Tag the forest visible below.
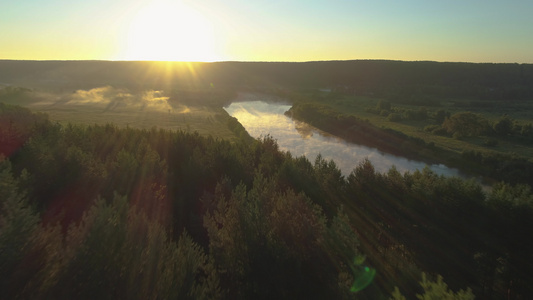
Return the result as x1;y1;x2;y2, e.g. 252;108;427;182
1;60;533;95
1;102;532;299
1;60;533;299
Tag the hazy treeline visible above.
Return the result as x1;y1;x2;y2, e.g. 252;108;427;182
1;60;532;100
1;103;532;299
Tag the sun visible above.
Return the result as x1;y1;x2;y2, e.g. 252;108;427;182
123;0;218;62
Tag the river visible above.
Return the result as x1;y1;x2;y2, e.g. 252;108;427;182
224;99;466;178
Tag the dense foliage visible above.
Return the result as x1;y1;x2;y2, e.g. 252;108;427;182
2;61;533;98
1;103;533;299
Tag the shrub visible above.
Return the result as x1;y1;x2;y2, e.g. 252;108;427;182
391;273;474;300
424;125;448;136
453;132;464;140
483;139;499;147
493;115;514;136
380;110;390;117
424;125;440;132
432;127;449;136
442;112;489;137
387;113;402;122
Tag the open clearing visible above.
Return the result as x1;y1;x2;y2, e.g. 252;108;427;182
308;94;533;160
2;86;238;140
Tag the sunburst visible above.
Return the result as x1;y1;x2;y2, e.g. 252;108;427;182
123;0;218;62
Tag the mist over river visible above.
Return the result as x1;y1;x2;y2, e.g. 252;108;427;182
224;99;465;178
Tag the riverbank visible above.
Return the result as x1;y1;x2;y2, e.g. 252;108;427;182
225;100;468;179
287;101;533;186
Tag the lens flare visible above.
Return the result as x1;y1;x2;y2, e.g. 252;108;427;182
350;257;376;293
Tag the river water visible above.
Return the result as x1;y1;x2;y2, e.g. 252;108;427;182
224;99;465;178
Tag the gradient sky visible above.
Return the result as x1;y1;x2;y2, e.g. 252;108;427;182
1;0;532;63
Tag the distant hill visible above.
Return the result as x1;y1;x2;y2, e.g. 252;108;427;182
1;60;532;99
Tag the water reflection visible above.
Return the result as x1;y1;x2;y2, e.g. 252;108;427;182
294;120;319;139
224;100;463;177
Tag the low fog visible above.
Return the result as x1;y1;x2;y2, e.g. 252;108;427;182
54;86;174;112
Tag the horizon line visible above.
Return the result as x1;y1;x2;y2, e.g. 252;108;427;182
0;58;531;65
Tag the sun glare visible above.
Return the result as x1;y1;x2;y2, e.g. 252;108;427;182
123;0;218;62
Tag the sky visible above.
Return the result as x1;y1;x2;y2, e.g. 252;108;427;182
1;0;532;63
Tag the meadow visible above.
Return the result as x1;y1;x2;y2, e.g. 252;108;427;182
0;85;239;140
298;92;533;160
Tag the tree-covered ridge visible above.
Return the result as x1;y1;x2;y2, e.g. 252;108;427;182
1;103;533;299
2;60;533;96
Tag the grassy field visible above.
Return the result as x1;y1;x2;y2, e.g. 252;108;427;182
29;102;237;139
308;94;533;160
1;87;239;141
